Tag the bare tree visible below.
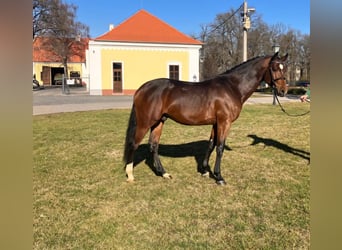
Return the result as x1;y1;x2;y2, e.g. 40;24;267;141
33;0;89;83
248;15;273;57
300;34;310;81
198;9;310;83
199;8;243;79
33;0;49;40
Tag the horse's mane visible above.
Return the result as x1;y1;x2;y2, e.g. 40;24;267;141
219;55;269;75
169;55;270;86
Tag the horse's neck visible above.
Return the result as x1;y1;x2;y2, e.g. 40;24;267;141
239;77;263;103
236;61;269;103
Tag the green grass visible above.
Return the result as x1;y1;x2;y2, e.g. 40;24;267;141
33;103;310;249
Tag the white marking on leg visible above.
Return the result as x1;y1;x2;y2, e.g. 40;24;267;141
126;162;134;182
202;172;210;178
162;173;172;179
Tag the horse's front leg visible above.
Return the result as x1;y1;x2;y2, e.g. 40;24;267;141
149;121;172;179
213;121;231;185
213;141;226;185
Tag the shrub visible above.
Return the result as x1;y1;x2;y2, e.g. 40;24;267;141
287;87;307;95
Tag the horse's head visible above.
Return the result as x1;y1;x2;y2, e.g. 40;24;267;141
264;52;288;96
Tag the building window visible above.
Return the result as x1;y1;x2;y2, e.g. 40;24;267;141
169;65;179;80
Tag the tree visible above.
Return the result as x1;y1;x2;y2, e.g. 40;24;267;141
299;34;310;81
33;0;48;40
199;8;243;79
247;15;273;57
197;9;310;83
33;0;89;85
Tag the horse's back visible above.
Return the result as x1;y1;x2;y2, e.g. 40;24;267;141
133;77;243;125
134;78;211;105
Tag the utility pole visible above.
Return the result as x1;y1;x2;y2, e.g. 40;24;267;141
242;0;255;62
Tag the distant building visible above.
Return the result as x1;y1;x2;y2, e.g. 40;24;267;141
32;37;89;86
87;9;203;95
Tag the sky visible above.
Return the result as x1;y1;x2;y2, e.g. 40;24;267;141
64;0;310;38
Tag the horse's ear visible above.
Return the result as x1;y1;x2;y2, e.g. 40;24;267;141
281;53;289;61
271;52;279;61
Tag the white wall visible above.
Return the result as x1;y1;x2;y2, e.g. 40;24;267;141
88;41;103;95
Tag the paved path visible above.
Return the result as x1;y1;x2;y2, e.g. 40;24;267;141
33;86;300;115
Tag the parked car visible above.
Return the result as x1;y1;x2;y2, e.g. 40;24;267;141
296;81;310;87
54;73;63;85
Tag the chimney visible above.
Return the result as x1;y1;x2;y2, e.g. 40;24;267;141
109;24;114;31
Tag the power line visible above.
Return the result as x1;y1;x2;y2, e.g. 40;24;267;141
209;3;243;34
193;3;243;40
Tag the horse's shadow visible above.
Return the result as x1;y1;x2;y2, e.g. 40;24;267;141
247;134;310;163
132;134;310;177
133;140;231;178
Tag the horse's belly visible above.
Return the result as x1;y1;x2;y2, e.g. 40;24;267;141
167;104;215;125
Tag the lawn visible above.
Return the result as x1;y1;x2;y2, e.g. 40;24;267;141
33;102;310;249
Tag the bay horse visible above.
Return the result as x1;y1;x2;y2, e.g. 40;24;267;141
123;52;288;185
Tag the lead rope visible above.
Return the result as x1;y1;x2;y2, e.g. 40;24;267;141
272;87;310;117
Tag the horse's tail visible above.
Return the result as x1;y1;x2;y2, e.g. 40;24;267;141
123;104;137;164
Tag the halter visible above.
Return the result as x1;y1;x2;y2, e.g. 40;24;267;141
268;61;310;116
269;62;286;86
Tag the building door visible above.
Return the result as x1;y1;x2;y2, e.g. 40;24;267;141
41;66;51;86
113;62;122;93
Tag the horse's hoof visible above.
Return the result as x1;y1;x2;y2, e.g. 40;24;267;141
162;173;172;179
201;172;210;178
126;178;135;183
216;180;226;186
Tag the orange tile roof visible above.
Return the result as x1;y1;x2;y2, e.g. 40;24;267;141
33;37;89;63
95;9;202;45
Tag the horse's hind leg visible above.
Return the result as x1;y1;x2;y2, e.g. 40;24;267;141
125;125;149;182
149;121;171;179
201;125;217;177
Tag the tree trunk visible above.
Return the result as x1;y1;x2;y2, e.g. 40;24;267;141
63;57;68;84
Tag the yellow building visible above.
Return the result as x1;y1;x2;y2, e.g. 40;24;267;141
33;37;88;86
88;9;202;95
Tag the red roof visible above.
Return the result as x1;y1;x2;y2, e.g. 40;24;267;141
33;37;89;63
95;10;202;45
